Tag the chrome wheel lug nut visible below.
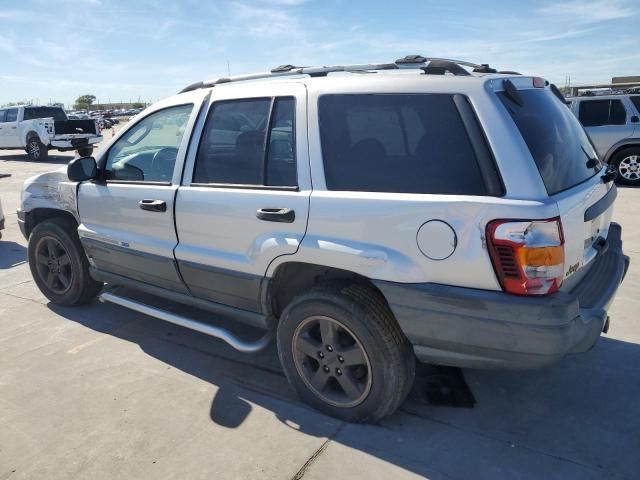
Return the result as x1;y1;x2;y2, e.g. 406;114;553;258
338;355;344;363
336;368;342;376
318;351;324;359
326;345;333;352
323;365;330;373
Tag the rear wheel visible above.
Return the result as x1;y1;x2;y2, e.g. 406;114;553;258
28;218;103;305
277;284;415;423
77;146;94;157
26;136;48;161
611;147;640;186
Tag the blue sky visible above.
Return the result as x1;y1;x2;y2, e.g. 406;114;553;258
0;0;638;106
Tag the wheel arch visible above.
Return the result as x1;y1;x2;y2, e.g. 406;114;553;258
604;140;640;163
23;208;78;239
263;261;391;319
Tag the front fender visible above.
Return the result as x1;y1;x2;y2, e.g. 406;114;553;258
20;167;80;221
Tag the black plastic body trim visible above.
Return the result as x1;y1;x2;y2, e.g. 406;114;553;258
90;268;271;329
584;184;617;221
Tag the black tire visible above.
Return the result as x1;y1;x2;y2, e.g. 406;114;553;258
277;283;415;423
28;217;103;306
77;146;94;157
611;147;640;186
26;136;48;162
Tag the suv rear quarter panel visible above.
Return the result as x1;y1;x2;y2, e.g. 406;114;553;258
268;77;559;290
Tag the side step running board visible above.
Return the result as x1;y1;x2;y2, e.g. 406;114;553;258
99;292;274;353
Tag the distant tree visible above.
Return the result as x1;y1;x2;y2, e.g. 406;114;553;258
74;94;96;111
132;102;145;109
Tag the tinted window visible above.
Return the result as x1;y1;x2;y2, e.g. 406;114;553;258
0;110;5;123
105;104;193;182
318;94;488;195
498;89;600;195
631;96;640;114
194;97;296;187
579;99;626;126
5;109;18;122
24;107;67;121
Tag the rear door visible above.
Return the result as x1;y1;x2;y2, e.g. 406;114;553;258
498;86;614;287
175;83;310;313
77;100;201;292
0;108;20;147
577;98;634;158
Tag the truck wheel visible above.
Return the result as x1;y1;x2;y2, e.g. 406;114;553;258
277;284;415;423
28;218;103;306
77;146;94;157
611;147;640;186
26;137;48;162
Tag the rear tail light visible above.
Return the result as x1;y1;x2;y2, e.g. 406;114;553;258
487;218;564;296
532;76;546;88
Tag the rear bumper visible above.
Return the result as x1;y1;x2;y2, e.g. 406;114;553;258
374;223;629;369
50;135;102;149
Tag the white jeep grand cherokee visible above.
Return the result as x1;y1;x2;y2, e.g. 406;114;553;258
17;57;629;422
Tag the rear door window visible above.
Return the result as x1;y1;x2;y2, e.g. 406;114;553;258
318;94;494;195
498;88;600;195
579;99;626;126
194;97;297;187
630;96;640;114
5;109;18;122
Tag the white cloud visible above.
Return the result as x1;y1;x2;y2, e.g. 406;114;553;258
537;0;638;23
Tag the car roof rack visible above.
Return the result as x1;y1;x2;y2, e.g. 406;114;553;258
179;55;502;93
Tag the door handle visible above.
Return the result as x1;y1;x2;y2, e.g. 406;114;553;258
139;199;167;212
256;208;295;223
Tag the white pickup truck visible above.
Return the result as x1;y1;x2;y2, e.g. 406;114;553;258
0;106;102;161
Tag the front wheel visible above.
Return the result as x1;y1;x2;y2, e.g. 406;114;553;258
611;148;640;186
28;218;103;306
26;137;48;162
277;284;415;423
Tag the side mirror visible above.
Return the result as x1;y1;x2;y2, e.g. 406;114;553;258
68;156;97;182
631;115;639;123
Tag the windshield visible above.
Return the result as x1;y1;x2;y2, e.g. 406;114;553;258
497;88;601;195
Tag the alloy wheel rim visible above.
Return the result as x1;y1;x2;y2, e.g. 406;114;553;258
29;141;40;157
34;236;73;295
619;155;640;181
292;315;372;408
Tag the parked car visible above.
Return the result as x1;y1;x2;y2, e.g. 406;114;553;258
17;56;629;422
0;106;102;161
567;94;640;185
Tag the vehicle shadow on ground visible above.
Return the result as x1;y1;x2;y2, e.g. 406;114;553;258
48;298;640;479
0;153;73;165
0;241;27;269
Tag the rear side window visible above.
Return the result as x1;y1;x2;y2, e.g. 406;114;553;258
630;96;640;114
579;99;626;126
194;97;296;187
0;110;5;123
318;94;491;195
498;88;600;195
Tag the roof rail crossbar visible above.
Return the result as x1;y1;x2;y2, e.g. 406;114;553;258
422;60;471;76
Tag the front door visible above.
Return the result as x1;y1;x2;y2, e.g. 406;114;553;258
175;83;310;313
77;102;200;292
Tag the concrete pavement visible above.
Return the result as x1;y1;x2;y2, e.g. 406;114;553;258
1;147;639;479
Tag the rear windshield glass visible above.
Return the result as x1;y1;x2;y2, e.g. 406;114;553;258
497;88;600;195
318;94;490;195
24;107;67;122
